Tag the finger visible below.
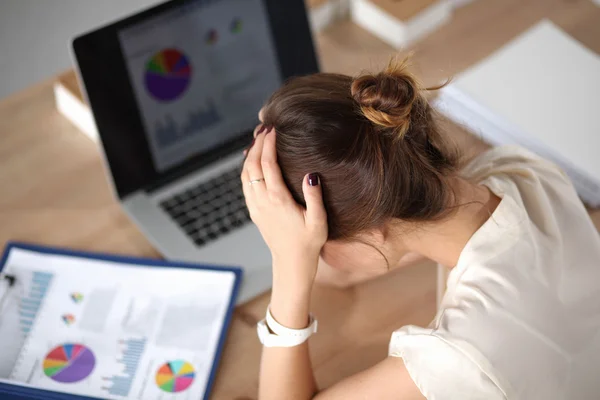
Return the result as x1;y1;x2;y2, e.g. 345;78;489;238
253;123;266;138
302;173;327;230
261;129;292;201
243;137;256;157
240;160;255;206
244;130;267;193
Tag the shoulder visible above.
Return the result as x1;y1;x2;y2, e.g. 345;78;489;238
462;145;587;231
388;326;509;400
462;145;571;188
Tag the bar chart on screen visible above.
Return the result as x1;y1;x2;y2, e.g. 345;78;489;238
154;101;222;148
101;337;147;397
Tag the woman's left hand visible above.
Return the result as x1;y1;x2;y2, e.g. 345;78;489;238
241;126;328;292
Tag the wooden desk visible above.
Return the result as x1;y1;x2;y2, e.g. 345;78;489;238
1;1;599;398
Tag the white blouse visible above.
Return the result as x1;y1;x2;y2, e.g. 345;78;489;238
389;146;600;399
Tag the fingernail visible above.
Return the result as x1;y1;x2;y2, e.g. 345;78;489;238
265;126;274;134
257;125;267;135
308;173;320;187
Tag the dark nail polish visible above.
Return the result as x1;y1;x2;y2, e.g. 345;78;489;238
257;125;267;135
265;125;273;134
308;173;320;187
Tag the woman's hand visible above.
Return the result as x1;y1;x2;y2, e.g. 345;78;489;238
241;126;328;295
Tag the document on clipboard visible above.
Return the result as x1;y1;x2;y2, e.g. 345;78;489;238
0;242;242;400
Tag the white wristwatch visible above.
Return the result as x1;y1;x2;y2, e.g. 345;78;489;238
257;306;318;348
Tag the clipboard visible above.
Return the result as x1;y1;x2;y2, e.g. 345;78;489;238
0;242;243;400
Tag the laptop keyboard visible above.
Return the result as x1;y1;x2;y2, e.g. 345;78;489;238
159;166;250;247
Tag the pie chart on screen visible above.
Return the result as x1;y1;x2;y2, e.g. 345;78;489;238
145;48;192;102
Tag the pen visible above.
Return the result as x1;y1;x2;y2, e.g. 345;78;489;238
0;274;17;311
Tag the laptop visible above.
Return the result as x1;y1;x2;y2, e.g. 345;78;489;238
72;0;319;303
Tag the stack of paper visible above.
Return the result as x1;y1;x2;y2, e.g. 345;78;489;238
308;0;350;33
54;71;98;142
350;0;452;48
435;20;600;207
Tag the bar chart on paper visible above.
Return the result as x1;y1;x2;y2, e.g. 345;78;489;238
101;337;147;397
20;271;53;336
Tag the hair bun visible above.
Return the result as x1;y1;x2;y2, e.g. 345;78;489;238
351;58;419;138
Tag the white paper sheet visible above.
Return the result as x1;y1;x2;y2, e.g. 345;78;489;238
449;20;600;178
0;247;236;400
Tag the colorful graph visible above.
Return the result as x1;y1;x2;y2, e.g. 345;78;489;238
206;29;218;45
145;48;192;102
231;18;243;33
70;292;84;303
62;314;75;326
43;343;95;383
156;360;195;393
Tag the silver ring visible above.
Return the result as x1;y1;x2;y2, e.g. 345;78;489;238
248;178;265;186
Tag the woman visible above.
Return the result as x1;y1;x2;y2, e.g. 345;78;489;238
241;58;600;399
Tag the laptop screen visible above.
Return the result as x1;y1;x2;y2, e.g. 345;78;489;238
118;0;282;172
74;0;317;198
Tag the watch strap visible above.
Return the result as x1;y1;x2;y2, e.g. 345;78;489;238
256;306;318;348
266;306;317;338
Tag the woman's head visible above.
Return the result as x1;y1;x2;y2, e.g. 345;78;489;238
261;58;459;268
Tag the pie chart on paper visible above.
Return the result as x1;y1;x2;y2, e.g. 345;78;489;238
43;343;96;383
155;360;196;393
145;48;192;102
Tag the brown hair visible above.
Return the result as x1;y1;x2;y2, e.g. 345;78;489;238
261;58;459;240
